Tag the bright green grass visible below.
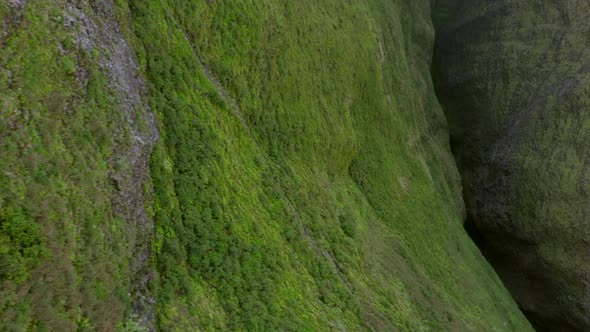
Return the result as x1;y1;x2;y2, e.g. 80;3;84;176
0;0;532;330
124;0;532;330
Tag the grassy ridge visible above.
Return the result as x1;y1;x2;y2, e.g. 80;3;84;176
0;0;532;330
126;0;532;330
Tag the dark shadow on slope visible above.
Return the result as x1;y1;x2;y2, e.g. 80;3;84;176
429;3;538;331
428;15;586;330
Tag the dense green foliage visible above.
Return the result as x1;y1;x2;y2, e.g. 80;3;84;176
125;0;531;330
0;0;533;330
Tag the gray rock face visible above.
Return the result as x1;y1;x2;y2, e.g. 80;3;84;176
434;1;590;330
65;1;159;329
6;0;25;10
0;1;157;329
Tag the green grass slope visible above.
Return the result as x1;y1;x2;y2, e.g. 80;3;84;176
434;0;590;330
126;0;531;330
0;0;531;331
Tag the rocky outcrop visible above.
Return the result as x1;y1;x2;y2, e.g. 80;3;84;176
0;1;156;330
434;1;590;330
61;1;159;329
66;2;159;328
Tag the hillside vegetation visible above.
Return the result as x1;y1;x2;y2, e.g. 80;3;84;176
0;0;531;331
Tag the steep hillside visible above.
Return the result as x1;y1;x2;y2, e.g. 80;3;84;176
0;1;157;330
434;0;590;331
1;0;531;331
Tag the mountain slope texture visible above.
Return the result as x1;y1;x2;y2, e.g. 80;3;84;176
434;1;590;331
0;0;536;331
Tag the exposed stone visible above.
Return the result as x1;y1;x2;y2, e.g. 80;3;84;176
64;1;158;330
6;0;25;10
